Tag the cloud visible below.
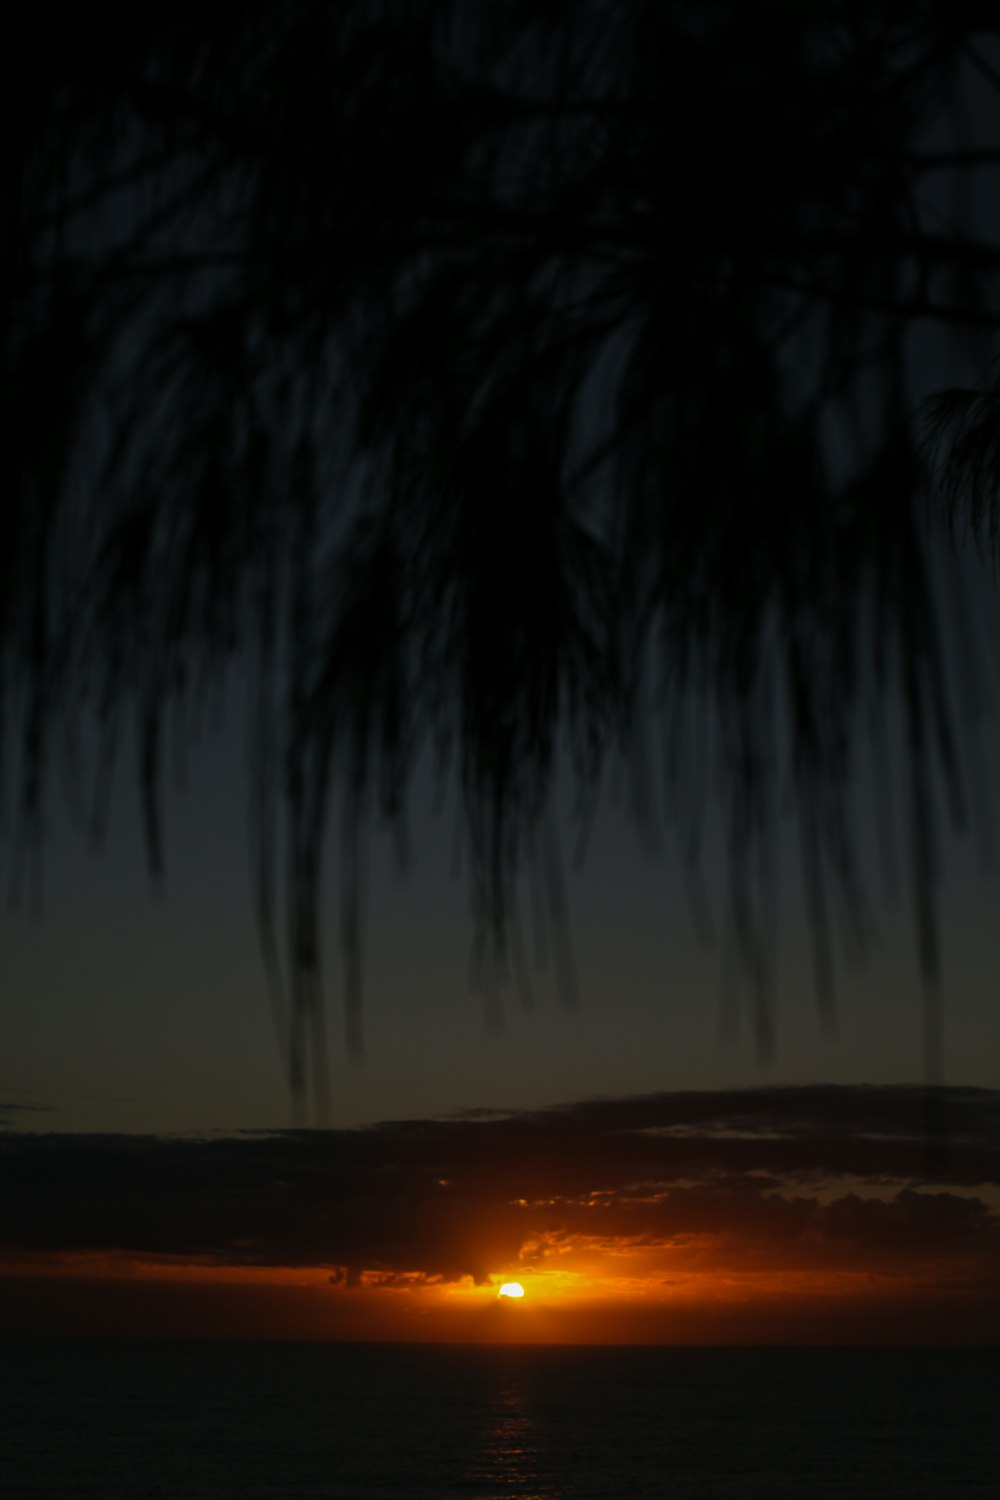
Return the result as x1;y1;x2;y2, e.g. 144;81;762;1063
2;1085;998;1288
0;1100;56;1128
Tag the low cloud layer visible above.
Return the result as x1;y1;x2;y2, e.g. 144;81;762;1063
3;1085;998;1291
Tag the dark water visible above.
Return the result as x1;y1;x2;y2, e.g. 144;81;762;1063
0;1341;996;1498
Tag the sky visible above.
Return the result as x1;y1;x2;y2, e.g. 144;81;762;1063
3;653;1000;1139
4;13;1000;1346
2;1085;998;1344
2;647;1000;1343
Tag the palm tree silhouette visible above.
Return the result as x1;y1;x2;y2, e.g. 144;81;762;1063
6;1;1000;1108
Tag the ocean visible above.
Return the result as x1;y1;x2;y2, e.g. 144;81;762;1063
1;1341;996;1498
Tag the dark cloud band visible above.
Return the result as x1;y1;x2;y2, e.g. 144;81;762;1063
3;1085;998;1284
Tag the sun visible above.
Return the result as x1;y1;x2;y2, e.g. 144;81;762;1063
497;1282;525;1300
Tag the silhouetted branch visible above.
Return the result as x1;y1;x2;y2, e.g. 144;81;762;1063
5;0;1000;1108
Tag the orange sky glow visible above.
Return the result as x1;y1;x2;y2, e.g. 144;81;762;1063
2;1246;995;1346
3;1086;998;1344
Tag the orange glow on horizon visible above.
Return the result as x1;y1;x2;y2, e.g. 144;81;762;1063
3;1228;997;1347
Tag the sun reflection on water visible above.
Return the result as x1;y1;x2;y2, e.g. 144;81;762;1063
471;1363;562;1500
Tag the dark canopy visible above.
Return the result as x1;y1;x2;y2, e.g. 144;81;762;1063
6;1;1000;1105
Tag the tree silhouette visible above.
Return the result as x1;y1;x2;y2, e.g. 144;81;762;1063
6;0;1000;1108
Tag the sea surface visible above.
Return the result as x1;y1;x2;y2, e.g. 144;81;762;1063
0;1341;996;1499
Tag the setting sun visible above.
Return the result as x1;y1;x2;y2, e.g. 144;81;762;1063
498;1282;524;1299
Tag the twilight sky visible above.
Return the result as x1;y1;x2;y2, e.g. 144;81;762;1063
3;630;1000;1344
3;634;1000;1140
4;11;1000;1346
2;1085;998;1344
6;566;1000;1342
